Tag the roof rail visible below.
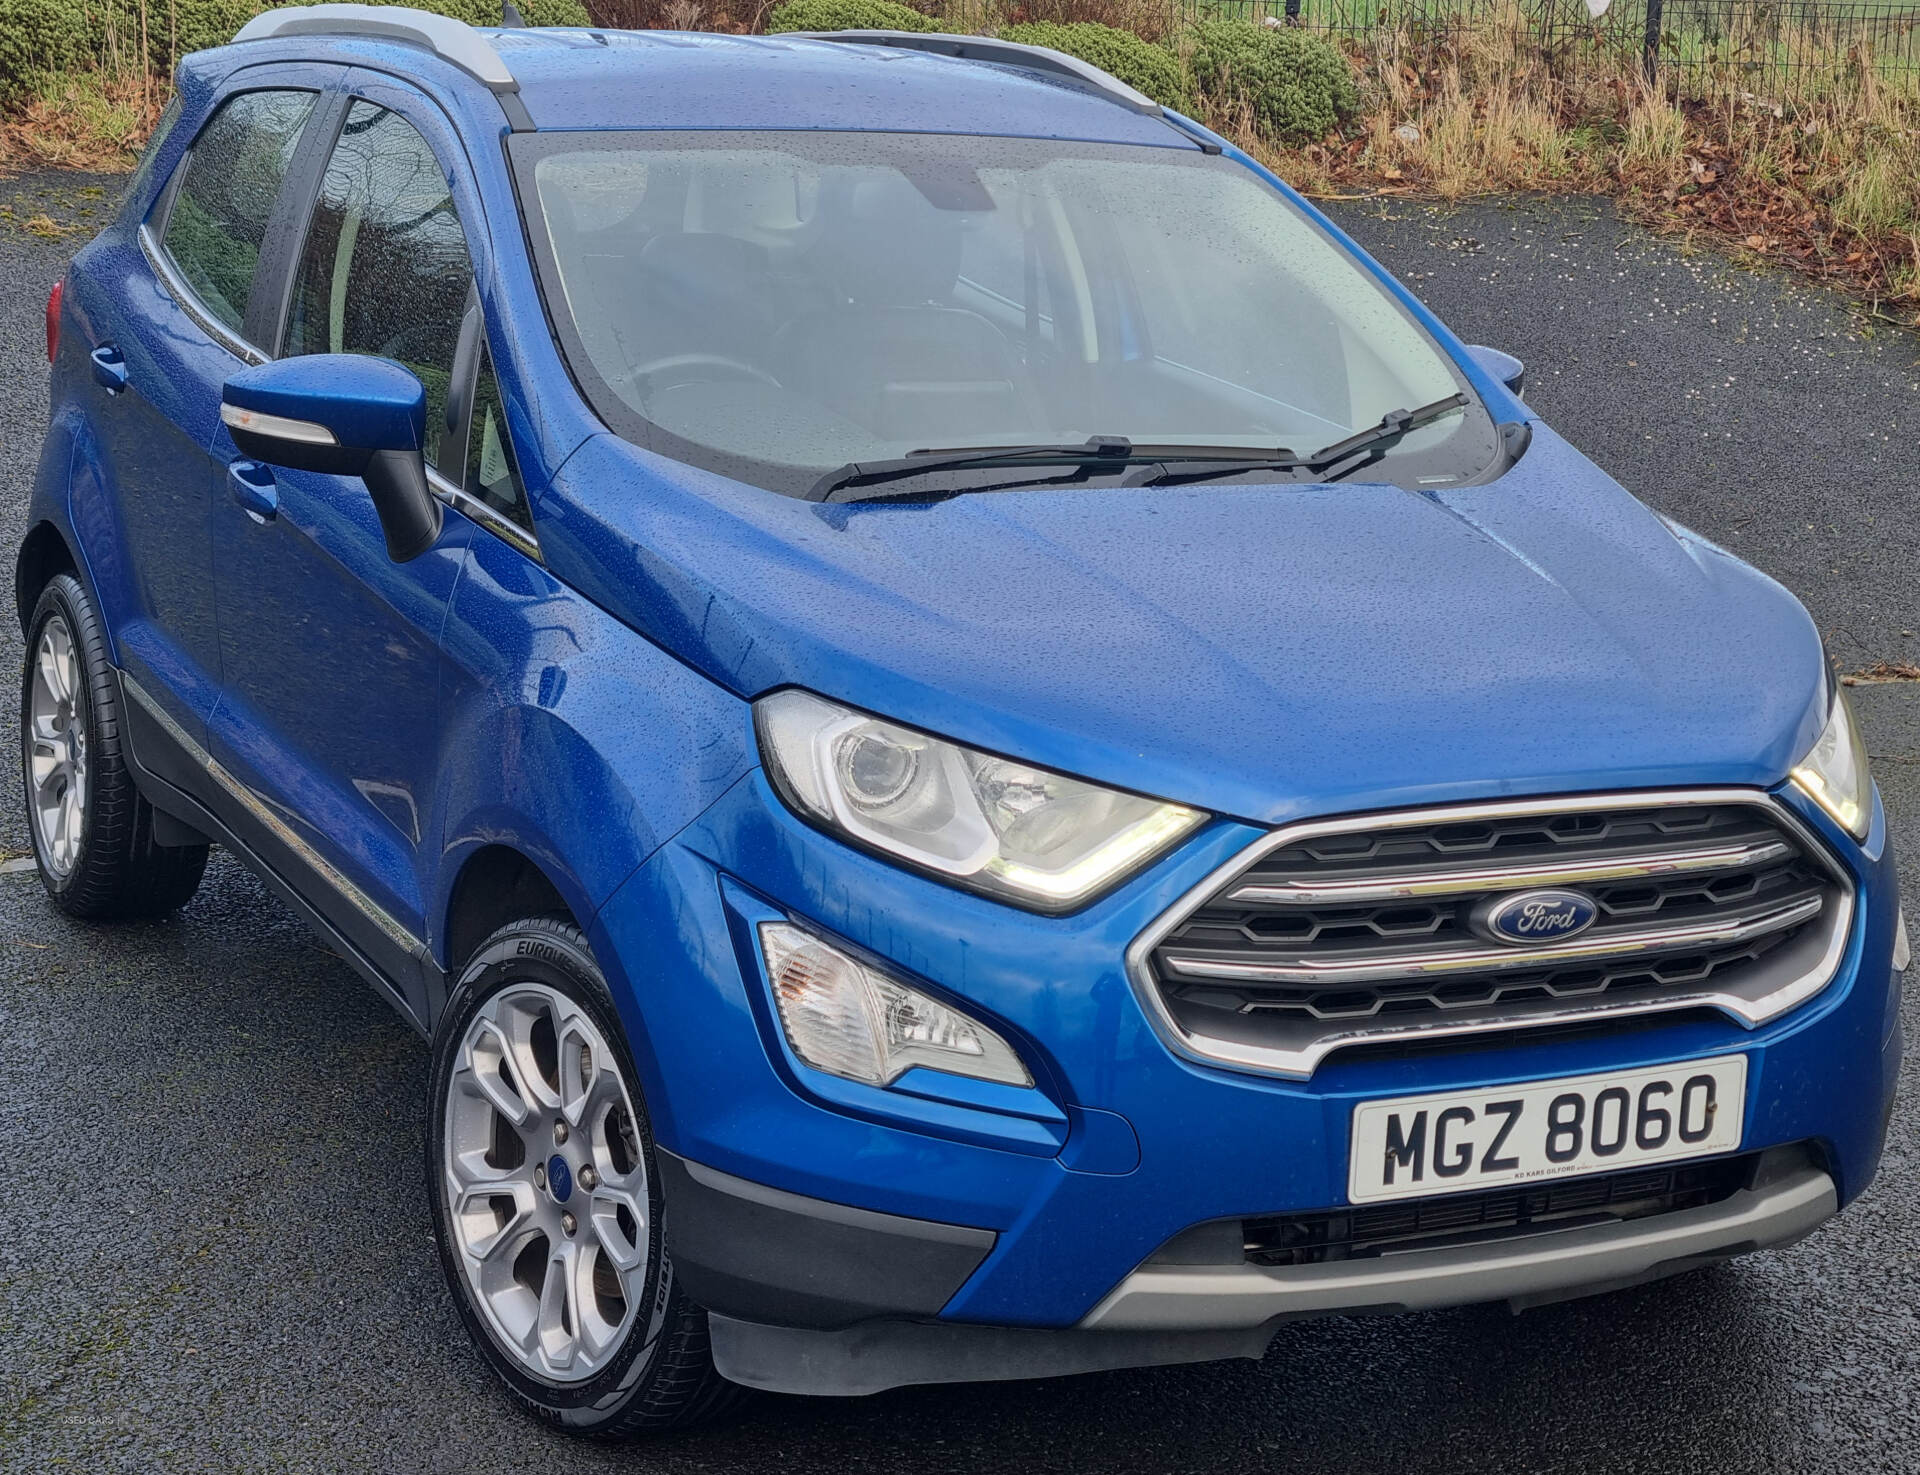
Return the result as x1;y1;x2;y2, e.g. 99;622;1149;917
232;3;518;93
793;30;1162;116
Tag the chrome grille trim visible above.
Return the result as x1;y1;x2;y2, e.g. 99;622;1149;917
1125;788;1855;1080
1158;894;1825;986
1226;836;1793;907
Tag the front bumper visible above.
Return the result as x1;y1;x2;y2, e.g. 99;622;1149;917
591;767;1903;1381
703;1145;1835;1396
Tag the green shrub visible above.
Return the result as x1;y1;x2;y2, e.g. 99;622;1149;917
91;0;591;72
516;0;592;24
0;0;92;104
174;0;268;56
997;20;1190;112
1186;20;1358;145
314;0;591;25
766;0;938;34
0;0;594;105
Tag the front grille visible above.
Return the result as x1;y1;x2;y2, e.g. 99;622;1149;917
1138;793;1849;1076
1241;1153;1760;1266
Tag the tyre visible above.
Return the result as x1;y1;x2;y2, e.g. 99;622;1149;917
20;572;209;918
427;917;740;1437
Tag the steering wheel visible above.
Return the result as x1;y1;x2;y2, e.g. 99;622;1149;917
624;353;782;394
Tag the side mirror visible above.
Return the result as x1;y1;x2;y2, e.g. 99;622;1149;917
1466;344;1525;399
221;354;443;562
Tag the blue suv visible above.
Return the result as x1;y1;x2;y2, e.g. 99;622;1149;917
24;3;1906;1436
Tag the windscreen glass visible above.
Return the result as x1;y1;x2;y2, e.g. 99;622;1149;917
518;131;1497;495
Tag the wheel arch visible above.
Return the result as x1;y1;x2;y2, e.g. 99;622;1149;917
16;520;79;633
440;840;586;978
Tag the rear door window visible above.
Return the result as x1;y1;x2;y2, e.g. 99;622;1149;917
160;89;317;336
282;99;473;467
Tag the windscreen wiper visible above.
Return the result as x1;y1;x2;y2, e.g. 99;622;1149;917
1130;393;1470;488
810;436;1141;502
810;400;1465;501
811;435;1352;503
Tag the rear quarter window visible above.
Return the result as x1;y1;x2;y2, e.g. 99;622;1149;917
159;89;316;336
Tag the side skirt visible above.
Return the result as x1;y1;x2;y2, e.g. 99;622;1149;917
115;668;443;1036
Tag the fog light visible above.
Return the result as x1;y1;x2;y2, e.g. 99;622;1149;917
758;921;1030;1088
1895;910;1911;974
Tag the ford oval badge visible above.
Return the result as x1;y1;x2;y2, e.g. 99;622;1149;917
1474;889;1599;945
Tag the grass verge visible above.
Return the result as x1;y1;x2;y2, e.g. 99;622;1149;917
0;70;166;175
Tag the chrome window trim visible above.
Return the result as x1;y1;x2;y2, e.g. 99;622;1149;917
142;232;542;568
140;223;268;366
428;467;542;563
1123;787;1857;1081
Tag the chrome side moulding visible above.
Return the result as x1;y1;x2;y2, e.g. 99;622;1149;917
121;672;427;960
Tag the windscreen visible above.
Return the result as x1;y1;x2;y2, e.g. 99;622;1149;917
517;130;1497;495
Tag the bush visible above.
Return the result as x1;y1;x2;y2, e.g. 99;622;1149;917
766;0;937;33
0;0;92;105
318;0;591;24
171;0;268;57
516;0;592;22
81;0;590;74
1186;20;1358;146
998;20;1190;111
0;0;593;110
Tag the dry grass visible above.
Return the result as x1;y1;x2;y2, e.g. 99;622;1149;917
1252;18;1920;317
1845;660;1920;684
0;73;167;175
583;0;777;32
995;0;1180;43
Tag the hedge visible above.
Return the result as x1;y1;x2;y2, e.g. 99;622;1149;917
0;0;89;104
317;0;592;27
0;0;592;97
766;0;938;34
997;20;1190;112
1186;21;1358;146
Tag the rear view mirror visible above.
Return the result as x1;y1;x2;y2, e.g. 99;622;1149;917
221;354;443;562
1466;344;1526;399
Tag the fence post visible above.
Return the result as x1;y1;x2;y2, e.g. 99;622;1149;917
1642;0;1665;83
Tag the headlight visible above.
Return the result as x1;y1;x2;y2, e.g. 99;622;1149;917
1790;680;1872;840
754;690;1205;909
759;921;1030;1087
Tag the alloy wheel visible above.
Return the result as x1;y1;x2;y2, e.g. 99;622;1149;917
27;613;88;879
443;982;651;1384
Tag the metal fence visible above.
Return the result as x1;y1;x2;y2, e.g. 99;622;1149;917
1264;0;1920;97
948;0;1920;99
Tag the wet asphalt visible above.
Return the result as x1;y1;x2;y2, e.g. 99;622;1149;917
0;180;1916;1473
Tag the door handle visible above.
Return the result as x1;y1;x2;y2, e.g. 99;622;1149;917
228;459;278;523
89;344;127;393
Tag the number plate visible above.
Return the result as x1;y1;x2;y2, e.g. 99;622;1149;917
1348;1056;1747;1204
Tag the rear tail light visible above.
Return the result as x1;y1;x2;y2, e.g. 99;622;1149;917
45;279;62;364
